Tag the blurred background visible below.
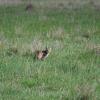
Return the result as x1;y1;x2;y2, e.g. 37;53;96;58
0;0;100;9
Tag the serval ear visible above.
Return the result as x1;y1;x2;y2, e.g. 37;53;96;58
45;46;48;50
45;46;51;52
49;48;51;53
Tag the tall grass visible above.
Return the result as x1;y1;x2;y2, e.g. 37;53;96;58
0;1;100;100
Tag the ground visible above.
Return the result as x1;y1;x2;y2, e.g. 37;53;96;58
0;0;100;100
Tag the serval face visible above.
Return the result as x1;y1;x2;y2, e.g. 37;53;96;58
35;48;51;60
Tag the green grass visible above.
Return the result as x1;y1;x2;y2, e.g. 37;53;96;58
0;3;100;100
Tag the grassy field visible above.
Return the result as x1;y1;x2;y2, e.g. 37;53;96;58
0;1;100;100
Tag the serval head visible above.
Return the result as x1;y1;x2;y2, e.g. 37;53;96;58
35;47;51;60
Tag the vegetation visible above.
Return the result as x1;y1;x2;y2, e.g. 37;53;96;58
0;1;100;100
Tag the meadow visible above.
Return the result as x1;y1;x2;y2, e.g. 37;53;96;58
0;0;100;100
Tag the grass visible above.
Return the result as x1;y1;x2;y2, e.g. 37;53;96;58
0;1;100;100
